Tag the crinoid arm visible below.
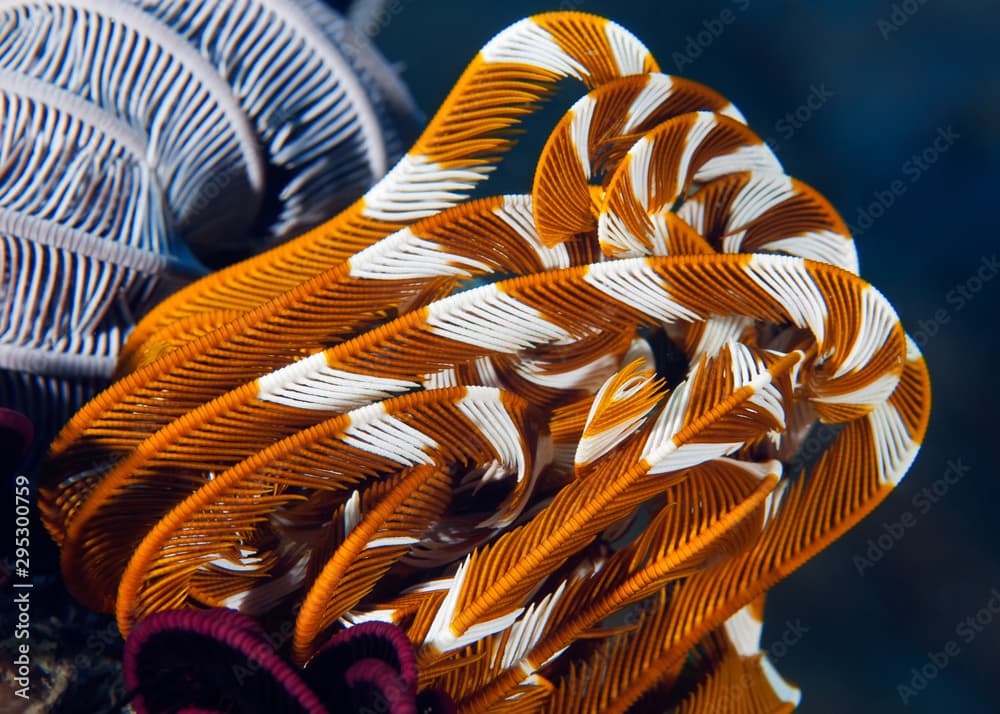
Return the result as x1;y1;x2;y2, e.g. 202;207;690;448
42;10;931;713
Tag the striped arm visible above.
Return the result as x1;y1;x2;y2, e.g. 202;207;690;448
440;340;927;710
124;11;658;343
449;457;781;710
42;254;907;555
412;344;799;670
588;341;930;713
110;386;540;637
42;253;906;545
597;112;782;258
48;194;595;471
532;72;746;247
675;171;858;272
597;124;856;360
35;12;931;710
127;0;420;247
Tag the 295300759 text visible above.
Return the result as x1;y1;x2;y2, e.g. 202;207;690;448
10;473;33;700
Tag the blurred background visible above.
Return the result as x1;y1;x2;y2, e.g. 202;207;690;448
361;2;998;712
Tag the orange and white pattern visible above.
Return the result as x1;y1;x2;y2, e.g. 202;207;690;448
39;11;930;713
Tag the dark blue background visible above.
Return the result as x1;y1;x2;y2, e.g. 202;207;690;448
367;2;998;712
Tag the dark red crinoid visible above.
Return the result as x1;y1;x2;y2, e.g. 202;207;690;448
123;609;453;714
0;407;33;478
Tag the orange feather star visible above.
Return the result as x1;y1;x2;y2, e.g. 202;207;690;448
40;11;930;713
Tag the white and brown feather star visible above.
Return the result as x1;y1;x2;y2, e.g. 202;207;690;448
38;11;930;713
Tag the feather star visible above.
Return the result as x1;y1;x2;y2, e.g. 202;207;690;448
0;0;421;470
38;11;930;713
123;609;454;713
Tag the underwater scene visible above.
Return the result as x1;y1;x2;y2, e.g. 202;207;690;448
0;1;996;712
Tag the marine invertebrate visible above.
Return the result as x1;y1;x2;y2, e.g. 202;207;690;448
41;11;930;712
0;407;32;478
0;0;420;469
123;610;453;713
